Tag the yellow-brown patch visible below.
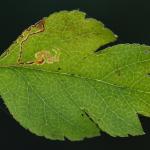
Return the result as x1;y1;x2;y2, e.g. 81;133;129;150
34;49;60;65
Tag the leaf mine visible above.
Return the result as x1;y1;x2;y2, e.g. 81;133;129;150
17;19;45;64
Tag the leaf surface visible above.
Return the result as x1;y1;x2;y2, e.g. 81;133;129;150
0;10;150;141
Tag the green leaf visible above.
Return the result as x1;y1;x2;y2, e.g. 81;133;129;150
0;10;150;141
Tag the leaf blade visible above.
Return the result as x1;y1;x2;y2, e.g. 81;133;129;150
0;10;150;141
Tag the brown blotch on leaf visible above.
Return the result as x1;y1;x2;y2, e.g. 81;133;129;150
34;49;60;65
34;19;45;32
26;18;45;33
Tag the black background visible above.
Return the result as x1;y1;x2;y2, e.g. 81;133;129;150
0;0;150;149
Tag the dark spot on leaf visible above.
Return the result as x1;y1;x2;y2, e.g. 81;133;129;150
82;56;87;60
144;50;150;54
115;69;121;76
147;73;150;77
57;67;61;70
